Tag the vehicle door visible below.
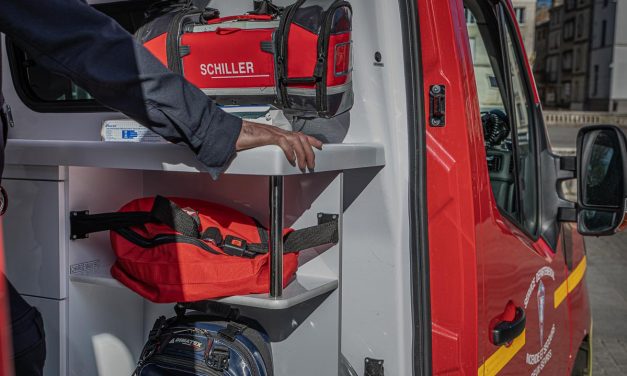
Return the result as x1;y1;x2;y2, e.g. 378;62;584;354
463;1;572;375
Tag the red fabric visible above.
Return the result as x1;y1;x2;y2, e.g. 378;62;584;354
143;18;351;93
180;26;277;89
144;32;168;67
286;25;351;88
109;197;298;303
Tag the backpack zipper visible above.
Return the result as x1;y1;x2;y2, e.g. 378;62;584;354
166;9;202;73
115;228;223;255
275;0;305;109
316;1;352;116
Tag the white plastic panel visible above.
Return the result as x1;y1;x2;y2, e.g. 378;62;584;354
3;179;67;299
66;167;145;376
23;296;67;376
5;140;384;176
67;283;142;376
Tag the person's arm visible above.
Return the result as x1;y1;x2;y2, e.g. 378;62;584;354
0;0;321;175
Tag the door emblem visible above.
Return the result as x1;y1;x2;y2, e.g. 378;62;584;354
524;267;555;376
537;280;545;347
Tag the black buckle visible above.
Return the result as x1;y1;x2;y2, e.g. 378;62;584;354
201;227;223;246
206;345;230;371
223;236;256;258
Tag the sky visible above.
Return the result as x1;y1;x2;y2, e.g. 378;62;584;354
537;0;552;6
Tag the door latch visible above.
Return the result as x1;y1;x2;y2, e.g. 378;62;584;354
429;84;446;127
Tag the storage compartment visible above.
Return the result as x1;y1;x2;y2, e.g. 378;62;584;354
23;296;67;376
3;178;67;299
62;165;347;375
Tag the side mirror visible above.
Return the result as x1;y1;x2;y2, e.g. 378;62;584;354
576;125;627;235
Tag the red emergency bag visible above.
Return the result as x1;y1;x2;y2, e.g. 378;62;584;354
136;0;353;118
70;196;338;303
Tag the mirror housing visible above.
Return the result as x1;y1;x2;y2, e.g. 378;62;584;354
576;125;627;236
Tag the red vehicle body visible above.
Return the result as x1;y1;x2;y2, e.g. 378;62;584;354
0;226;11;376
420;0;592;375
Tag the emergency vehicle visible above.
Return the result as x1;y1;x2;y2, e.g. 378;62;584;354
0;0;625;375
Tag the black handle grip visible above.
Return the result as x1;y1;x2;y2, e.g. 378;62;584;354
492;307;526;346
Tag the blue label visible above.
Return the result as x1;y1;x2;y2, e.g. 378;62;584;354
122;130;138;139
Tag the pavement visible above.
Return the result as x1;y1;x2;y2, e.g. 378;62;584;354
586;232;627;375
545;124;627;375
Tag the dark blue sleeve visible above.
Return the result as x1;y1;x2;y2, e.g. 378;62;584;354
0;0;242;176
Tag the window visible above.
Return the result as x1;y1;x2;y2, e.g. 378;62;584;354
563;82;572;101
576;13;585;38
563;20;575;41
6;1;152;112
593;65;599;96
464;3;539;236
601;20;607;47
502;12;538;234
465;8;477;24
562;51;573;71
514;7;526;24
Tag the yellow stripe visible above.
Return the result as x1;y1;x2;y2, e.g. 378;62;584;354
554;281;568;308
478;330;526;376
554;256;587;309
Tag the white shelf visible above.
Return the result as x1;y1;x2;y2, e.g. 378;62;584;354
5;139;384;176
220;275;338;309
70;267;338;310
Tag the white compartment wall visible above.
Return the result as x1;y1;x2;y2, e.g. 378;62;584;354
1;0;416;375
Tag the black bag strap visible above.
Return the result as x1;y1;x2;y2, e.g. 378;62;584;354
70;197;339;257
250;0;282;16
70;196;200;239
188;0;211;10
246;216;339;254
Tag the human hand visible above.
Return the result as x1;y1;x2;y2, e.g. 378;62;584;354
236;120;323;171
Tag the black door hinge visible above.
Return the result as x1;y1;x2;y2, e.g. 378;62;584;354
429;84;446;127
365;358;384;376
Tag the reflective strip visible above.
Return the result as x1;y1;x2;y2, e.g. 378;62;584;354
554;256;587;309
200;82;352;97
286;81;353;97
477;330;526;376
201;87;276;96
191;20;280;32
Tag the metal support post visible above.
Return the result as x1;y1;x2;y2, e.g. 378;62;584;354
269;176;284;298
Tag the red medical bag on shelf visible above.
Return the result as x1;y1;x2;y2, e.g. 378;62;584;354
70;196;338;303
136;0;353;118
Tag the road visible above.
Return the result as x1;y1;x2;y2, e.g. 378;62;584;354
546;125;627;150
545;124;627;374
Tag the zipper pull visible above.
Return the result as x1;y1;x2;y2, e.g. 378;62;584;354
3;104;14;128
314;54;326;80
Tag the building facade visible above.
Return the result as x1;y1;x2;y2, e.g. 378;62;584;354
611;0;627;112
513;0;538;59
536;0;627;113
